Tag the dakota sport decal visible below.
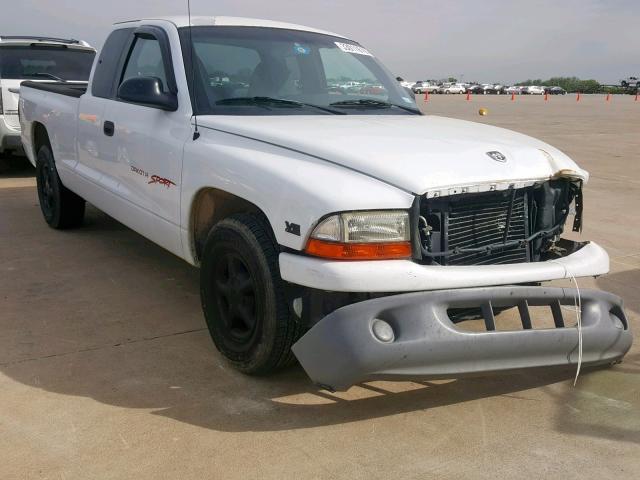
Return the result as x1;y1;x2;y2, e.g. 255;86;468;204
148;175;177;189
131;166;176;188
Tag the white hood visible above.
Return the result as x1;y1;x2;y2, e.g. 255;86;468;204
198;114;588;194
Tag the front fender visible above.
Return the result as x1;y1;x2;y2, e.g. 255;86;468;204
179;126;414;262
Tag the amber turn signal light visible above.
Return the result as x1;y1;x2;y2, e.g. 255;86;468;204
305;238;412;260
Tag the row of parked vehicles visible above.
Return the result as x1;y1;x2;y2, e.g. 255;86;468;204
410;81;567;96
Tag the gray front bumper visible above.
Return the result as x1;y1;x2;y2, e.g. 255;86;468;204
292;287;632;391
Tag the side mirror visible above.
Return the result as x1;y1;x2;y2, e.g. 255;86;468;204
117;77;178;111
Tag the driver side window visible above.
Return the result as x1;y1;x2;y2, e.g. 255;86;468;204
121;37;168;92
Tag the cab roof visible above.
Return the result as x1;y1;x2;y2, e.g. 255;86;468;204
115;16;348;39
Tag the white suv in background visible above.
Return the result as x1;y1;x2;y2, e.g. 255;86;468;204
439;83;466;94
525;85;545;95
0;36;95;156
412;81;439;94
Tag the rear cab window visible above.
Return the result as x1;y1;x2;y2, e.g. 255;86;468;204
0;45;95;81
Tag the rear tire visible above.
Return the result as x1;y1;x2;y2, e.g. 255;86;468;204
35;144;85;229
200;213;303;375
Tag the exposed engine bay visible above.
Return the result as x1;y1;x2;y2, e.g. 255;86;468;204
417;179;584;266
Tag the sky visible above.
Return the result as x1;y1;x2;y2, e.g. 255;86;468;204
2;0;638;85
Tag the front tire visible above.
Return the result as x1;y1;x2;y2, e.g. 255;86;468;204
200;214;302;375
35;145;85;229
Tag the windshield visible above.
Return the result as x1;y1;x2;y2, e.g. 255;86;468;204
0;45;95;81
179;26;419;115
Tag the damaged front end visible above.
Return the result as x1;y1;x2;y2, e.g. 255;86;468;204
415;178;584;266
289;177;632;391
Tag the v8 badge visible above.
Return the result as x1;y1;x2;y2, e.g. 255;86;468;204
285;221;301;236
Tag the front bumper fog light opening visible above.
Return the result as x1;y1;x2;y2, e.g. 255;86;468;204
372;319;395;343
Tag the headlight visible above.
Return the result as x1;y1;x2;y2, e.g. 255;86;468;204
306;210;412;260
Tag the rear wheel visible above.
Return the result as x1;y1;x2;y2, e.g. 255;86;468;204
35;144;85;229
200;214;303;374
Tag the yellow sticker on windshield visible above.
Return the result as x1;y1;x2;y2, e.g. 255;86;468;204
334;42;373;56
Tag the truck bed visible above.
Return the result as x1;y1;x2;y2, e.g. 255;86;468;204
20;81;88;98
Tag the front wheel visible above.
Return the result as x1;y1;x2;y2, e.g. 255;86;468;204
200;214;303;375
36;144;85;229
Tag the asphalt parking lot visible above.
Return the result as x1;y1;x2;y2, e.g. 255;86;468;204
1;94;638;479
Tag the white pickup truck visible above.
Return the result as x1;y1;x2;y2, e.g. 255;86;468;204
0;36;95;156
19;16;631;391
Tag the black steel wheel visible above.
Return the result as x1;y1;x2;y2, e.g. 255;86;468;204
35;144;85;229
37;153;56;221
212;249;260;351
200;213;303;374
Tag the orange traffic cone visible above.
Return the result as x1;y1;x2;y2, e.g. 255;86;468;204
424;91;429;102
511;92;515;101
466;91;471;101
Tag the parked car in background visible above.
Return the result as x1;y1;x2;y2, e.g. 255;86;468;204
359;84;386;95
396;78;416;90
412;81;439;94
340;81;365;93
620;76;639;91
466;84;484;94
438;83;466;94
545;86;567;95
524;85;545;95
505;85;523;95
0;35;95;156
620;76;639;94
482;84;505;95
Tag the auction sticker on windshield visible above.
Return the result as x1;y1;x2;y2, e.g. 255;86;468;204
293;43;311;55
334;42;373;56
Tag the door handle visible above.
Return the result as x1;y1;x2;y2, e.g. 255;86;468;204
103;121;115;137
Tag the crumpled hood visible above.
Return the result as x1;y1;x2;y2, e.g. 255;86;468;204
198;114;588;194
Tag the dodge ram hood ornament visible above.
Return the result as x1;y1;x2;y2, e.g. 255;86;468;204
486;151;507;162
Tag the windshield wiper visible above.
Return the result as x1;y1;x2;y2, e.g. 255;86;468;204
330;98;421;114
32;72;66;82
216;97;346;115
